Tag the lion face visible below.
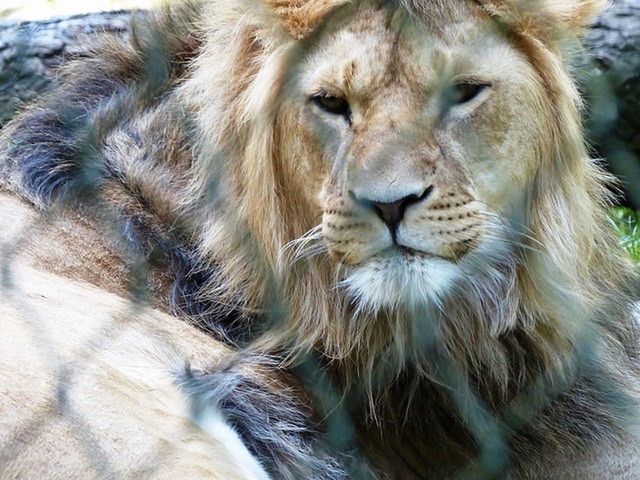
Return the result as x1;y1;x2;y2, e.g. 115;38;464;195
286;2;546;311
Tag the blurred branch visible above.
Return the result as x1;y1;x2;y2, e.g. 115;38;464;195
0;9;20;19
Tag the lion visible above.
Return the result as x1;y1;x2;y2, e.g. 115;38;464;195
1;0;640;478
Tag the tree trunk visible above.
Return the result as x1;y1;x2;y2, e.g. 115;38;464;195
0;4;639;205
583;0;640;208
0;11;133;124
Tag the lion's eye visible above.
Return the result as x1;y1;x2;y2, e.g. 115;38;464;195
311;94;351;120
450;82;490;105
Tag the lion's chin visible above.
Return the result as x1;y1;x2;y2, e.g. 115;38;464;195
339;248;460;313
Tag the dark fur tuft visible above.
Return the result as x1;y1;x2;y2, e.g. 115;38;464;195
180;358;351;480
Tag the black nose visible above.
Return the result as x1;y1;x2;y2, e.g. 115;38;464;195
359;186;433;239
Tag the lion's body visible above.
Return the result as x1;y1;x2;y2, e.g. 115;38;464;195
0;194;272;480
0;192;346;480
1;0;640;478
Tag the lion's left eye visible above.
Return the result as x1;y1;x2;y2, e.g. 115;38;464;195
450;82;491;105
311;94;351;120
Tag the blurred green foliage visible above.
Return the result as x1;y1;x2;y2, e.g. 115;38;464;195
611;208;640;264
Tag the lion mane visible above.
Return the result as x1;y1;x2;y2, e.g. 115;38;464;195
1;0;640;478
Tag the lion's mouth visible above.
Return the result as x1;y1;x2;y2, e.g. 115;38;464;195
384;246;449;263
398;246;432;258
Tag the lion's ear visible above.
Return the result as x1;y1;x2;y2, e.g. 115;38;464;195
266;0;351;40
478;0;606;40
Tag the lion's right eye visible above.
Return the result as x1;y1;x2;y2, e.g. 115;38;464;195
311;94;351;121
449;82;491;106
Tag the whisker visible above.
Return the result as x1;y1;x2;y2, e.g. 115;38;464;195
280;224;327;265
478;231;543;256
474;207;544;249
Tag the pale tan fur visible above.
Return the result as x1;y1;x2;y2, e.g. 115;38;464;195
0;193;270;480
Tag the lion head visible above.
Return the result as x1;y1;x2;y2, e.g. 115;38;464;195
181;0;637;393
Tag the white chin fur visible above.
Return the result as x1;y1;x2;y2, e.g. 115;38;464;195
341;250;460;313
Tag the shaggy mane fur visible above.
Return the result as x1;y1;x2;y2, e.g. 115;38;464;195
1;0;639;477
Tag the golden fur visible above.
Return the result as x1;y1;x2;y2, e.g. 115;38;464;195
1;0;640;477
183;0;638;404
